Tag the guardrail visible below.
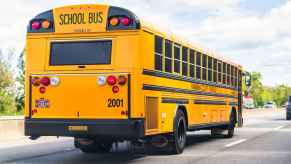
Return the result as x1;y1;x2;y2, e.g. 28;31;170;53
0;116;24;121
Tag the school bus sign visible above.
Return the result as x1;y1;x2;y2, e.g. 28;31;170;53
53;5;108;33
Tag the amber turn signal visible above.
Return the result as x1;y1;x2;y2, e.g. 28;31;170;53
42;20;50;29
110;17;119;26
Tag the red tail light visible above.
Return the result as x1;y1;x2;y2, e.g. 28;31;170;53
120;17;130;26
107;75;117;85
118;75;127;85
40;77;50;86
32;109;38;115
31;77;40;86
31;21;41;30
112;86;119;93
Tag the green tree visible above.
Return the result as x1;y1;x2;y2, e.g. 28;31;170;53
249;72;264;107
15;50;25;112
272;85;289;106
0;49;16;113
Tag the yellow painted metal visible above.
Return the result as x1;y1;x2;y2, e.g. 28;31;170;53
25;4;243;137
145;97;159;130
30;74;128;119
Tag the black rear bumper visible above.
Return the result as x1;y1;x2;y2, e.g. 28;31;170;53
25;118;144;139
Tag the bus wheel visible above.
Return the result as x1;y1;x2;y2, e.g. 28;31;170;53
75;138;112;154
169;110;187;154
211;111;235;138
225;111;236;138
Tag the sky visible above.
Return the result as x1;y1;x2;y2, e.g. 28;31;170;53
0;0;290;86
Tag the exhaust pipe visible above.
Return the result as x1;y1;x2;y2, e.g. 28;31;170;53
150;135;169;148
29;136;40;140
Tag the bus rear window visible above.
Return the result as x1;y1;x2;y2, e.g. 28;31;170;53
50;40;112;65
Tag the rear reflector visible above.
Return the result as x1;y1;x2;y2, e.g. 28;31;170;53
32;109;38;115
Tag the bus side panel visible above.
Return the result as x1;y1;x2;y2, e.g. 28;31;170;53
26;38;47;72
25;38;47;118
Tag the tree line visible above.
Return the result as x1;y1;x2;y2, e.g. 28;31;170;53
0;49;24;115
249;72;291;107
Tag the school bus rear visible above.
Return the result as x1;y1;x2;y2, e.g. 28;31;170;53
25;4;144;139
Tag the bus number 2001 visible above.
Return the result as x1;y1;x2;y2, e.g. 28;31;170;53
107;99;124;108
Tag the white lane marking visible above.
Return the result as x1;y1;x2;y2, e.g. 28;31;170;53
274;126;284;130
224;139;247;148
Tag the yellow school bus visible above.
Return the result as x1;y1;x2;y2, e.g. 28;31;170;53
25;4;247;154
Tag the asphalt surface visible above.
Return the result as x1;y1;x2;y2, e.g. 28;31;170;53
0;110;290;164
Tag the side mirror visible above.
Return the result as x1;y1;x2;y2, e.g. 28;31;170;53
245;72;251;87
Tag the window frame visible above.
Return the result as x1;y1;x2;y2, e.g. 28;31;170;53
154;35;164;71
173;43;181;74
164;39;173;73
182;46;189;77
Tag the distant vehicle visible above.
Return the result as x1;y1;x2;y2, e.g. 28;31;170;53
282;101;288;108
243;96;255;109
263;101;277;109
286;96;291;120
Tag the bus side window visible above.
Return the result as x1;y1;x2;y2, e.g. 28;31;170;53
165;40;173;73
218;61;222;83
196;52;201;79
231;65;235;87
202;54;207;81
155;36;163;71
227;64;231;86
213;59;217;83
208;56;213;82
182;46;188;76
234;67;238;88
223;63;227;84
174;43;181;74
189;49;195;78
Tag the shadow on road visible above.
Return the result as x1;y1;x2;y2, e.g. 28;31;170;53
61;133;218;164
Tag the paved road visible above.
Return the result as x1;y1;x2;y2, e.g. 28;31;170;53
0;110;290;164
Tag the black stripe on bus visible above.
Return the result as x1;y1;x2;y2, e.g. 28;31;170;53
143;69;237;90
29;76;32;119
143;84;237;99
188;122;229;131
161;98;189;104
194;100;226;105
128;74;131;119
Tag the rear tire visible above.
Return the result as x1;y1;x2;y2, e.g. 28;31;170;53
75;138;113;154
225;111;236;138
211;111;235;138
169;110;187;154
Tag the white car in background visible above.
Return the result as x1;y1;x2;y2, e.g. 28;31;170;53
263;101;277;109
